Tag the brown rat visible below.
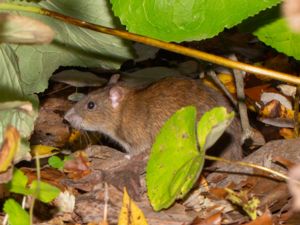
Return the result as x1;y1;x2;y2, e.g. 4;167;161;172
64;75;242;160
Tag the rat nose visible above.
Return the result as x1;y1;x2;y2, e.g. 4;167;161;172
64;108;84;130
64;108;75;122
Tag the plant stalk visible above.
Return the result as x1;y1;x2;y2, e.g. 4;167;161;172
205;155;300;185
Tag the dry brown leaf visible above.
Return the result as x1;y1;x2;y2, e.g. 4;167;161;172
279;128;295;139
243;210;273;225
191;213;222;225
0;125;20;173
64;151;91;179
273;155;296;169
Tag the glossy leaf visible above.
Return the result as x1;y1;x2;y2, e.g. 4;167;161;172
197;107;234;152
253;6;300;61
110;0;280;42
146;106;203;211
241;5;300;60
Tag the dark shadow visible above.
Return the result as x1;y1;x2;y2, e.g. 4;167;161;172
239;5;280;33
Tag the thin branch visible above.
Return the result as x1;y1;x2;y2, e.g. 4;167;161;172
205;155;300;186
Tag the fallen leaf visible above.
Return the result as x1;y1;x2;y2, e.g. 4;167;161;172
259;100;294;128
203;73;236;95
191;213;222;225
0;125;20;173
51;70;107;87
244;210;272;225
260;92;292;109
118;188;148;225
279;128;295;139
64;151;91;179
226;188;260;220
31;144;60;158
277;84;297;98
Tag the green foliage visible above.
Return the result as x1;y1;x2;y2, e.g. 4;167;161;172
146;106;234;211
48;155;71;170
29;180;60;203
197;107;234;151
146;106;203;211
3;199;30;225
0;0;134;161
110;0;280;42
7;168;60;203
249;6;300;61
0;45;38;162
7;168;30;195
111;0;300;62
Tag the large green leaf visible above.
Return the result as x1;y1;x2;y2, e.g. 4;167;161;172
4;0;134;94
0;44;38;162
146;106;204;211
250;5;300;60
110;0;281;42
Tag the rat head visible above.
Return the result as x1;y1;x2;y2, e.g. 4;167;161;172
64;75;129;135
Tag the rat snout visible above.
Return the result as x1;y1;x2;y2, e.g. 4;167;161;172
64;108;83;130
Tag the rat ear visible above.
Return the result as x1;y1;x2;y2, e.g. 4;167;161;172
109;86;124;108
108;74;120;85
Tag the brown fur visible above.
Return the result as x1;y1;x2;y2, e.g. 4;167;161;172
65;76;242;160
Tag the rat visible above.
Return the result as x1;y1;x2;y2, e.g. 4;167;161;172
64;75;242;160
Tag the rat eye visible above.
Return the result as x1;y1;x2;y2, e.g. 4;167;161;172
87;101;95;110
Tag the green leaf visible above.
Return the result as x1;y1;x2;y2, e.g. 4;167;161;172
3;199;30;225
29;180;60;203
146;106;204;211
7;169;60;203
0;44;38;162
110;0;281;42
250;5;300;60
7;168;30;196
6;0;134;94
48;155;64;169
197;107;234;152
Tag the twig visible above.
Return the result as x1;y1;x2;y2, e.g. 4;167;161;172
294;86;300;136
206;70;238;107
205;155;300;186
